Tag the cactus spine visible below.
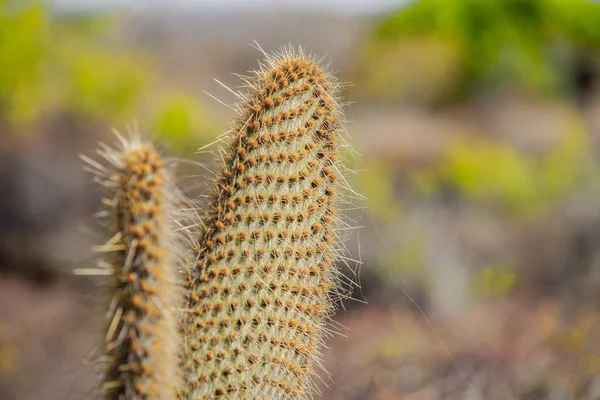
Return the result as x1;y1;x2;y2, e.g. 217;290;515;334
182;48;350;399
87;134;183;399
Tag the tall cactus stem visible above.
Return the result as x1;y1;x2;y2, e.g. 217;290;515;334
183;47;355;399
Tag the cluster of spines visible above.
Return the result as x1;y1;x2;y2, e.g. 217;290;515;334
88;135;183;399
182;48;351;399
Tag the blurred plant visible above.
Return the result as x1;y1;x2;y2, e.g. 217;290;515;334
0;0;215;148
474;265;518;298
355;159;400;221
412;125;590;216
0;0;148;125
551;311;600;376
153;93;217;154
360;0;600;102
0;0;46;123
378;235;425;284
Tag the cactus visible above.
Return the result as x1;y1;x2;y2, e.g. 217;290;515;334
82;47;356;400
85;133;184;399
182;47;352;399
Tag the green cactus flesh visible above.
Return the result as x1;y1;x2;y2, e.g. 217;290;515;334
94;136;182;399
183;49;349;399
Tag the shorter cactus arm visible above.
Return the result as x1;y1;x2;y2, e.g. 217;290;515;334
86;134;183;399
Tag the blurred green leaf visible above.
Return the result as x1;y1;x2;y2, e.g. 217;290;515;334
154;93;217;153
412;126;590;215
0;1;47;122
362;0;600;101
0;1;148;125
474;265;517;297
0;0;211;152
66;49;148;121
356;159;401;221
380;235;425;281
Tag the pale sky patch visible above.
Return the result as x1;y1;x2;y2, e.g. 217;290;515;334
49;0;409;14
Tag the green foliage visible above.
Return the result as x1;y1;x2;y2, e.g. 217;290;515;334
65;49;148;121
154;93;217;153
474;265;517;297
441;140;540;211
356;159;400;221
412;126;590;216
0;1;150;125
0;0;47;123
358;35;462;103
363;0;600;101
552;312;600;376
0;0;212;150
379;235;424;282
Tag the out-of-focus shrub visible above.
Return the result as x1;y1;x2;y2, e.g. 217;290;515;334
474;265;518;298
358;0;600;103
0;0;148;126
153;93;217;154
412;125;590;216
0;0;216;147
355;159;401;221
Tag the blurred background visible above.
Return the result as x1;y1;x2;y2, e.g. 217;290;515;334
3;0;600;398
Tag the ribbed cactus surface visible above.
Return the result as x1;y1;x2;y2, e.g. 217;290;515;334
182;49;349;399
89;135;183;399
